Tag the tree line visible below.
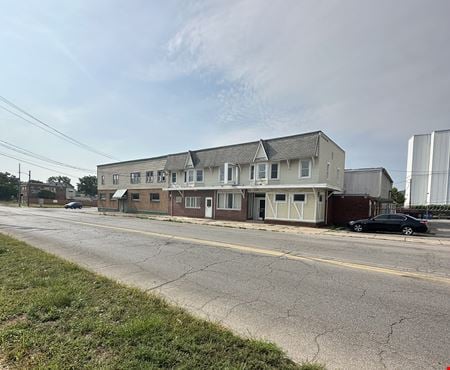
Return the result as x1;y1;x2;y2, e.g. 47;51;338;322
0;172;98;201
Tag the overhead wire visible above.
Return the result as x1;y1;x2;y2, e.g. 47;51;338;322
0;139;94;173
0;151;80;179
0;95;118;160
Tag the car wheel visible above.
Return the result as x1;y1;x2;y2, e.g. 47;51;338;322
402;226;414;236
353;224;363;232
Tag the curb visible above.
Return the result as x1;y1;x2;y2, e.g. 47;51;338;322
98;211;450;246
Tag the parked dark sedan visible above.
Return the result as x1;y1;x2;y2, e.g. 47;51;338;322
348;213;428;235
64;201;82;209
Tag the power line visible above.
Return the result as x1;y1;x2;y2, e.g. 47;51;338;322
0;96;118;160
0;151;80;179
0;139;94;173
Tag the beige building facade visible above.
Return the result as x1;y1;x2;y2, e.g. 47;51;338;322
97;131;345;225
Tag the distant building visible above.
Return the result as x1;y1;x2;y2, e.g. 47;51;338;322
21;181;72;205
328;168;393;225
404;129;450;207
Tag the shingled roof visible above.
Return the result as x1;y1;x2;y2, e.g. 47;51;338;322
165;131;322;171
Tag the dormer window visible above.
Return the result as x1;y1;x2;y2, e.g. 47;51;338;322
257;163;267;179
227;167;233;182
187;170;194;183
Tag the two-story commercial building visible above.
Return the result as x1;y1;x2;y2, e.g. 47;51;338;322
97;131;345;226
97;155;169;214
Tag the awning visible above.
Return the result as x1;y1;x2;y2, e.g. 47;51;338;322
112;189;128;199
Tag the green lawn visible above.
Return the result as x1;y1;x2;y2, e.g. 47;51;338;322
0;234;323;369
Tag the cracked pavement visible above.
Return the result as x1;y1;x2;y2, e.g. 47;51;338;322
0;206;449;369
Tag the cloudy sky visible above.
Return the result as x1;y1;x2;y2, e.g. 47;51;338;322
1;0;449;188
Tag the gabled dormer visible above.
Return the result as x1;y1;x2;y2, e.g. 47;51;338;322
185;151;195;169
253;139;269;162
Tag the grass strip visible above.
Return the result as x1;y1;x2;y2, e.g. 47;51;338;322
0;233;323;369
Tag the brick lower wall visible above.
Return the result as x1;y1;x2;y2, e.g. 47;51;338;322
170;190;214;218
98;189;169;214
329;195;379;226
215;192;248;221
170;190;249;221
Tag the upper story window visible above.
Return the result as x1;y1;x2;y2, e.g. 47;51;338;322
326;162;330;180
250;165;255;180
130;172;141;184
113;174;119;185
196;169;204;182
171;172;177;184
187;169;194;183
101;175;105;185
337;168;340;182
219;167;225;182
257;163;267;179
157;170;165;183
270;163;279;180
146;171;154;183
299;160;311;178
227;167;234;182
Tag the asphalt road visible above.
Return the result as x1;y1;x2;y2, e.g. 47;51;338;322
0;206;449;370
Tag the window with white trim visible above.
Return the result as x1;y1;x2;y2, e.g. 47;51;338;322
146;171;154;183
113;174;119;185
101;175;105;185
185;196;201;208
217;192;241;210
270;163;279;179
257;163;267;179
293;193;306;202
130;172;141;184
157;170;165;183
275;193;286;202
171;172;177;184
196;169;204;182
186;169;194;183
227;167;234;182
250;165;255;180
219;167;225;182
300;160;311;178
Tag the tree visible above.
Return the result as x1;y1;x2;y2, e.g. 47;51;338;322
48;176;72;186
77;175;97;196
0;172;18;201
391;187;405;205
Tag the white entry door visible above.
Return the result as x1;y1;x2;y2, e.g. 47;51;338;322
205;197;213;218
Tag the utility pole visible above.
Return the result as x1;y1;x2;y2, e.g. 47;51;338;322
27;170;31;207
17;163;21;206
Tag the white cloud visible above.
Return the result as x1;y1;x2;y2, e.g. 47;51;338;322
167;0;450;183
